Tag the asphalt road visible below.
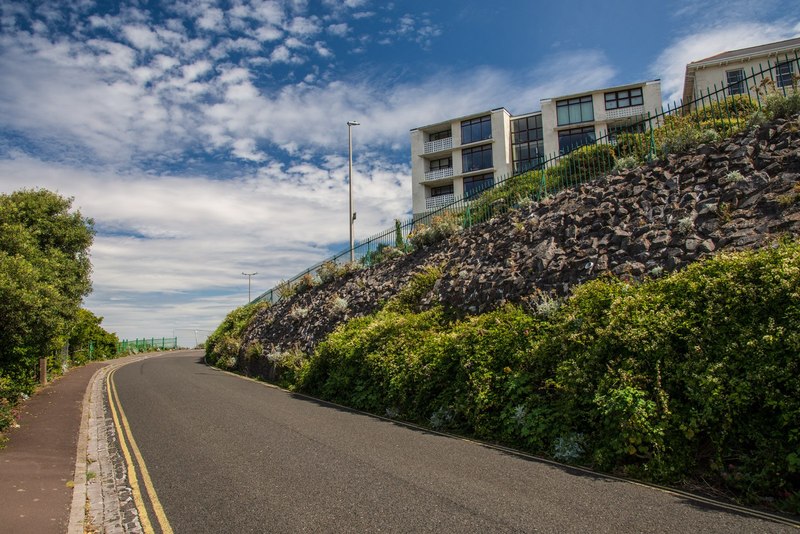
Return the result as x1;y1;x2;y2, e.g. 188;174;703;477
111;350;795;533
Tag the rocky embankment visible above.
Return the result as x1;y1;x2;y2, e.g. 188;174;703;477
243;116;800;358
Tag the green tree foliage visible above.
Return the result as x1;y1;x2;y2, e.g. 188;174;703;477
67;308;119;364
0;189;95;394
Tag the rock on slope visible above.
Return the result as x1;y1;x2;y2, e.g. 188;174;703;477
242;116;800;360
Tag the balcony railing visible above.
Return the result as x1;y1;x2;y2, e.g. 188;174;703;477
604;104;645;121
423;167;454;182
424;137;453;154
426;194;455;210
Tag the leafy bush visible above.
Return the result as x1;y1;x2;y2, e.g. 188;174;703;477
385;265;442;313
294;273;317;294
317;260;352;284
544;144;616;190
293;241;800;510
361;243;407;266
409;213;462;249
205;302;268;366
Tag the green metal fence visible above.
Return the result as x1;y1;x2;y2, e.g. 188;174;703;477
254;51;800;305
117;337;178;353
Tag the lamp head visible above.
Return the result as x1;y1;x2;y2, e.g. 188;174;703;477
347;120;360;126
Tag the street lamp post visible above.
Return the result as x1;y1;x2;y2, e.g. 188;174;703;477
347;120;360;263
242;271;257;303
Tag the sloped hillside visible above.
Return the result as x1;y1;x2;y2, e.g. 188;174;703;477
241;115;800;358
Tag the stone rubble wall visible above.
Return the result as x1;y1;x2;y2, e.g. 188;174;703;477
241;116;800;363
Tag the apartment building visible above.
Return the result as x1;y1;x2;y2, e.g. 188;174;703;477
682;36;800;105
410;80;662;217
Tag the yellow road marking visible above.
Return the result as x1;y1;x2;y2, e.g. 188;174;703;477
106;368;154;533
108;366;174;534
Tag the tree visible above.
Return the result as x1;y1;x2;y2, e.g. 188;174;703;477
68;309;119;363
0;189;94;392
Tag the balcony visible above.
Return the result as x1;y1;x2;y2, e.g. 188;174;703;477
426;194;455;211
424;136;453;154
423;166;454;182
604;104;645;121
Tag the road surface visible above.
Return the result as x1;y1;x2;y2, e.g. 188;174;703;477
110;350;795;533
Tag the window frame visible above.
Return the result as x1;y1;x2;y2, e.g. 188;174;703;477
604;87;644;110
558;126;596;155
429;129;452;142
460;115;492;145
726;69;746;96
776;61;795;88
429;156;452;172
463;173;494;198
511;114;544;173
461;144;493;173
430;183;454;197
556;95;594;126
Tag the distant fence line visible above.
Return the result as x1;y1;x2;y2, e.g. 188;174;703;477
253;51;800;305
117;337;178;353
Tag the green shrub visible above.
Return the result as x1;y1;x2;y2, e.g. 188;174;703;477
385;265;442;313
409;213;462;249
291;241;800;510
317;260;353;284
692;94;759;122
205;302;268;366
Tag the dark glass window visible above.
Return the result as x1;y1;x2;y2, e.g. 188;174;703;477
512;114;544;173
429;157;452;171
726;69;745;96
462;144;493;172
777;61;795;88
608;122;645;144
557;95;594;126
430;184;453;197
461;115;492;144
604;88;644;110
464;173;494;198
558;126;595;154
429;129;451;141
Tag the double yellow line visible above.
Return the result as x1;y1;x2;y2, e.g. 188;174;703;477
106;366;174;534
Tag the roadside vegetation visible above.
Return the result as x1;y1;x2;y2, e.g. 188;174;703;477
208;89;800;510
0;189;118;438
211;240;800;512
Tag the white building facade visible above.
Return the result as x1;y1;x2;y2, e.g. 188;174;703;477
410;80;662;218
682;37;800;105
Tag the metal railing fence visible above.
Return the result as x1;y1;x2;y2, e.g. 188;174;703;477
117;337;178;353
253;51;799;305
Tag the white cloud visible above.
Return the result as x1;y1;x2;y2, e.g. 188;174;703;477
652;22;800;104
197;7;225;31
122;24;163;51
287;15;320;36
327;22;349;36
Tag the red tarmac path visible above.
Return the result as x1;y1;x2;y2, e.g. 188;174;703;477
0;361;108;534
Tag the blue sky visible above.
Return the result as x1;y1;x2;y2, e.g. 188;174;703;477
1;0;799;345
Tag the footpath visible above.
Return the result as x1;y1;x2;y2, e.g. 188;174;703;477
0;361;109;534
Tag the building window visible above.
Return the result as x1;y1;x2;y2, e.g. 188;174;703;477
430;184;453;197
429;157;452;171
604;88;643;110
461;115;492;144
726;69;746;95
512;114;544;173
464;173;494;198
777;61;795;88
608;122;645;145
557;95;594;126
429;129;451;142
462;144;493;172
558;126;595;154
